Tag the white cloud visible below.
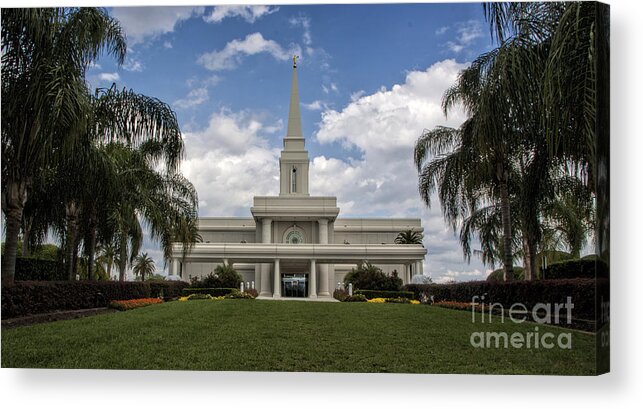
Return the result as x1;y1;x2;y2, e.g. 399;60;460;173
198;32;301;71
204;5;278;24
444;20;483;54
434;269;491;284
173;87;209;109
111;6;204;45
302;100;327;111
311;59;488;281
98;72;120;82
435;26;449;35
123;56;144;72
289;15;313;55
180;110;280;216
163;41;173;49
322;82;338;94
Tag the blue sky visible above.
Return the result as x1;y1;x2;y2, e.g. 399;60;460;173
92;3;496;282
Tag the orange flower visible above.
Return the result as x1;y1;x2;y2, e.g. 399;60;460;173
110;298;163;311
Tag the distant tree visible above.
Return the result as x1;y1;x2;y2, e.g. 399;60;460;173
394;229;424;245
344;262;402;291
214;264;242;289
132;252;156;282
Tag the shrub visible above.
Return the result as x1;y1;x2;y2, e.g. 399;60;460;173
243;288;258;298
148;281;189;299
333;289;349;301
344;294;367;302
181;287;237;297
109;298;163;311
486;266;524;282
1;281;188;318
186;293;213;300
189;265;243;289
225;289;255;299
355;289;415;300
543;257;608;279
403;278;606;322
14;257;66;281
343;262;402;291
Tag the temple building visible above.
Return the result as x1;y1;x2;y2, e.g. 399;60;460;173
169;57;427;299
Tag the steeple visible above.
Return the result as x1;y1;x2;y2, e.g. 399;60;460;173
279;56;310;196
286;55;303;139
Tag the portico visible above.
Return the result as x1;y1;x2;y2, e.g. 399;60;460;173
169;56;428;299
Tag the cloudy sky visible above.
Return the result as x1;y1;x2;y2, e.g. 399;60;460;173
94;3;496;282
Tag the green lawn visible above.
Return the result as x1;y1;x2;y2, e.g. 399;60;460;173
1;300;597;374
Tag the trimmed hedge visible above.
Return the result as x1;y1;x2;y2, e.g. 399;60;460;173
403;278;607;321
181;287;237;297
543;257;609;279
15;257;66;281
1;281;189;318
355;289;415;300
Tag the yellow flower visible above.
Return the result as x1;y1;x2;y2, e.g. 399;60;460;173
178;296;189;302
367;298;387;303
410;300;420;305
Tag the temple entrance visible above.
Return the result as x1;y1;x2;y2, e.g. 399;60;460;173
282;274;308;298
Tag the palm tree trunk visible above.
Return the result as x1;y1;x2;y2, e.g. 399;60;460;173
65;202;80;280
499;179;514;281
22;217;33;257
86;209;98;280
107;259;114;280
522;237;537;281
118;235;127;282
2;179;29;285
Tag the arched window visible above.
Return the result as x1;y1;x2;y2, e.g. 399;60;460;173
291;166;297;193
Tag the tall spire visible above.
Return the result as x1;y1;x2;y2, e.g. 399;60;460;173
286;55;303;139
279;56;310;196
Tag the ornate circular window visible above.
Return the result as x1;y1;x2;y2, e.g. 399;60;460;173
285;230;304;244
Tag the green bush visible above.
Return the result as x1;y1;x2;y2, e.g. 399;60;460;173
1;281;188;318
543;257;608;279
333;289;349;301
14;257;66;281
403;278;606;322
344;294;367;302
486;266;524;282
181;287;237;297
355;289;415;300
343;262;402;291
225;289;255;299
189;265;243;289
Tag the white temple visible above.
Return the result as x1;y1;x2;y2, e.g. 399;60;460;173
170;57;427;299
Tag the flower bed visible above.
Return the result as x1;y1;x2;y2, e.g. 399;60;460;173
366;297;420;304
178;290;257;302
109;298;163;311
433;300;482;312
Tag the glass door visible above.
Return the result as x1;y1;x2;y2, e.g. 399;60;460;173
282;274;308;297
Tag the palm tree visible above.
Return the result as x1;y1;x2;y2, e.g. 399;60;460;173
1;8;126;284
394;229;424;245
133;252;156;282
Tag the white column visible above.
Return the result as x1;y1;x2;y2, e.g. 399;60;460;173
309;259;317;298
259;218;273;297
261;218;272;243
318;219;328;244
260;265;271;297
171;258;179;276
418;260;424;275
273;259;281;298
317;219;330;297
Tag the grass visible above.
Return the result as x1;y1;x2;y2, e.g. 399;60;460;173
1;300;597;374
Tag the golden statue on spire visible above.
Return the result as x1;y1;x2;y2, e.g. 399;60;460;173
293;54;299;68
